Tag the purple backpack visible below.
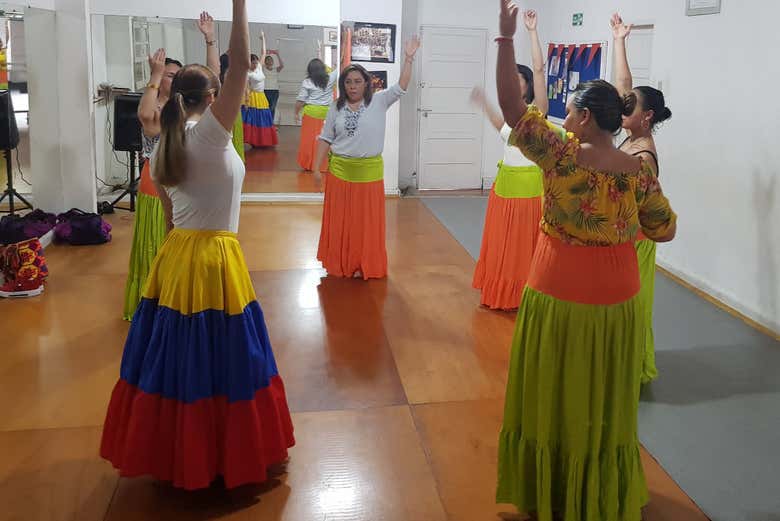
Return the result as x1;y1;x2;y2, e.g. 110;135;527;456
0;210;57;245
55;209;112;246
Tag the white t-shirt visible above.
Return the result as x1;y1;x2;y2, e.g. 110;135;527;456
500;124;535;167
264;66;279;90
248;67;265;92
152;108;245;233
297;69;338;106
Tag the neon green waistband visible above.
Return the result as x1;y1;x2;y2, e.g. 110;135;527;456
493;161;543;198
329;154;384;183
303;104;330;120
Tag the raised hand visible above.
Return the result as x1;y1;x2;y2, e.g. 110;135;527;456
500;0;519;38
523;9;538;31
148;48;166;76
197;11;215;40
404;35;421;58
470;86;487;107
610;13;633;39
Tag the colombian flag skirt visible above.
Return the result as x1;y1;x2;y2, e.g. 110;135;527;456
242;91;278;148
497;233;649;521
122;161;167;321
102;229;295;490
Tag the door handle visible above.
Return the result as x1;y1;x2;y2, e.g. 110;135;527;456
418;109;432;118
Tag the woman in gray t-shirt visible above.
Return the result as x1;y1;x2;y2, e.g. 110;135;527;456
314;36;420;280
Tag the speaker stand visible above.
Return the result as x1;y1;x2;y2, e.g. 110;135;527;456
0;149;32;214
107;151;140;213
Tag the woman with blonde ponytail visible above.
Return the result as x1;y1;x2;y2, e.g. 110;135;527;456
101;0;294;490
122;11;219;321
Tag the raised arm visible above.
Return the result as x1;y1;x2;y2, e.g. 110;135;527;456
399;35;420;91
197;11;219;75
497;0;527;127
470;87;504;132
272;50;284;72
610;12;633;96
210;0;249;131
138;48;166;136
523;10;548;115
260;31;268;62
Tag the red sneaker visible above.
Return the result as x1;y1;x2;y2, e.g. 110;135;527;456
0;239;46;298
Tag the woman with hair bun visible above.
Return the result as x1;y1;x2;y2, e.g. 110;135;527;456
611;12;673;384
494;1;677;519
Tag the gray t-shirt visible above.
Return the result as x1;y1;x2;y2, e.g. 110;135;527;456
319;83;406;158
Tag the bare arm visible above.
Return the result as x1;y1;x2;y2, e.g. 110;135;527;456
610;13;633;96
497;1;527;127
198;12;219;75
470;87;504;132
294;100;305;122
138;48;165;136
523;10;548;115
399;36;420;91
260;31;268;62
211;0;249;131
274;50;284;72
153;179;174;233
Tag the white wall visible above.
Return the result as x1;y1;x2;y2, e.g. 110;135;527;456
89;0;339;27
342;0;403;194
399;0;541;189
537;0;779;332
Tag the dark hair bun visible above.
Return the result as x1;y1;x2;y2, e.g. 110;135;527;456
658;106;672;124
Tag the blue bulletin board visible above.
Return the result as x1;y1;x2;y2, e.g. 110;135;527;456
546;42;607;121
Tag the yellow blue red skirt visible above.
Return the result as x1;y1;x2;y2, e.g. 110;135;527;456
242;91;278;147
102;228;295;490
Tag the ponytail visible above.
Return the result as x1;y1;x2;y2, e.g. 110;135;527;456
155;64;221;187
156;92;188;187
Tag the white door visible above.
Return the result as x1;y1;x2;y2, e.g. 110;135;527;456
417;26;486;190
626;25;654;87
276;38;306;126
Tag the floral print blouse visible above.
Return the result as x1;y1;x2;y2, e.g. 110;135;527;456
509;106;677;246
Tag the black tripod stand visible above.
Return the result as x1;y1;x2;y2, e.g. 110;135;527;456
0;148;32;214
106;151;141;212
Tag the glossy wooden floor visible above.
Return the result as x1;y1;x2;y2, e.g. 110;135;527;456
0;199;709;521
242;126;320;193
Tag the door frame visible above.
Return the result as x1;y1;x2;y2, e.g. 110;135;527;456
415;24;488;191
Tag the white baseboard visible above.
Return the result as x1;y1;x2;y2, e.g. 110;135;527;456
656;256;779;336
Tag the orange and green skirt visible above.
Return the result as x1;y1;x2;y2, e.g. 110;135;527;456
298;104;330;172
473;162;543;310
497;233;649;521
317;154;386;279
242;91;278;147
122;161;166;321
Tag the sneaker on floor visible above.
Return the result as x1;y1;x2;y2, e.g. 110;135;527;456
0;276;44;298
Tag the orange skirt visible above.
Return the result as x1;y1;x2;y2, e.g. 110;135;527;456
297;114;329;173
138;160;159;198
317;175;386;279
472;190;542;310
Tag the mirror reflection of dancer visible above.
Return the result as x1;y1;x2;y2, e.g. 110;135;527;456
493;2;677;519
611;12;673;385
123;11;218;321
295;57;338;172
470;9;548;311
314;36;420;280
262;46;284;123
242;31;278;147
101;0;294;490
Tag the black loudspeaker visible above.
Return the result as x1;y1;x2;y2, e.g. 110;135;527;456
0;90;20;150
113;93;143;152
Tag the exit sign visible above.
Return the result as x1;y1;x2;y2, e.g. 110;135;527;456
573;13;583;26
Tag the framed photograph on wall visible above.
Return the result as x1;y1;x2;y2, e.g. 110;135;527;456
368;70;387;93
686;0;721;16
350;22;396;63
324;27;339;46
